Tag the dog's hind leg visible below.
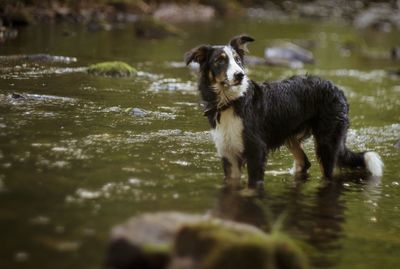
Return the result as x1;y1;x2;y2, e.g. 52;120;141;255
313;121;347;178
287;139;311;174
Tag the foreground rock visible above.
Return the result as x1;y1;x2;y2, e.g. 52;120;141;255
87;61;136;77
105;212;308;269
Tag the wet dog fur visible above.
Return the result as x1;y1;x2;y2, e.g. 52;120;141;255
185;35;383;187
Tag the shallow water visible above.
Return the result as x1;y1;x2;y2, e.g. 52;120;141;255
0;20;399;269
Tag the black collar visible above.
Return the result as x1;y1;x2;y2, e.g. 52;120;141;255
202;101;232;125
203;102;231;117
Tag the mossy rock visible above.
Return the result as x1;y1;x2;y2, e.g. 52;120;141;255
106;212;309;269
173;222;308;269
87;61;136;77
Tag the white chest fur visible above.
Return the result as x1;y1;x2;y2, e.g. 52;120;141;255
210;107;244;160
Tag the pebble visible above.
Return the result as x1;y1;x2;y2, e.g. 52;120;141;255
130;108;147;117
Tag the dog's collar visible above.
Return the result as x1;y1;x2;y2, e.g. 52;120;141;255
203;102;232;125
203;102;231;117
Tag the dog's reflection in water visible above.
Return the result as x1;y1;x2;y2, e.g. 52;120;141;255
212;171;381;267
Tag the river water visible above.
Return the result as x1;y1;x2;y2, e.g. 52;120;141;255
0;19;399;269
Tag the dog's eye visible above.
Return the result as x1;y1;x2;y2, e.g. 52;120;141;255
214;58;225;66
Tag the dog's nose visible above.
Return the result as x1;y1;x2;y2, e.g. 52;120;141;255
234;72;244;82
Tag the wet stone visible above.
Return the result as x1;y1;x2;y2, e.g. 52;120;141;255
264;42;314;65
130;108;147;117
105;212;308;269
87;61;137;77
11;93;25;99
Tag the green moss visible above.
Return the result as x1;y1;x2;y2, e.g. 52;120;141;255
271;232;309;269
87;61;136;77
174;221;309;269
142;243;171;254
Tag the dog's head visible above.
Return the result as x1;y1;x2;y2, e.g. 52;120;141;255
185;35;254;106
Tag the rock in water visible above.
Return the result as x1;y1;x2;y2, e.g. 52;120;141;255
153;4;215;23
87;61;136;77
105;212;308;269
353;4;400;31
265;42;314;66
106;212;204;269
130;108;147;117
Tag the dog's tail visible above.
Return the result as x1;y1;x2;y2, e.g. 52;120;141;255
337;147;383;176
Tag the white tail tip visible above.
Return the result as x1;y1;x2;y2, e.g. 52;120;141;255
364;152;384;177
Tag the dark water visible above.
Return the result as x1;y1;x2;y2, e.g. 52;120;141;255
0;20;399;269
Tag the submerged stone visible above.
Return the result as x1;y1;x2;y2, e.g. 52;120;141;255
105;212;308;269
130;108;147;117
87;61;137;77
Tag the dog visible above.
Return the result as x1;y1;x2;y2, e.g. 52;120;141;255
185;35;383;187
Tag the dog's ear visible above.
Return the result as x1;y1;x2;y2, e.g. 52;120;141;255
184;45;211;66
229;35;255;56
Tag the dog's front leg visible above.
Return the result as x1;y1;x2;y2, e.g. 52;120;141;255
246;148;266;188
222;157;243;185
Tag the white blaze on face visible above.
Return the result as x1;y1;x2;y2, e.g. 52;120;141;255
223;46;244;82
222;46;249;96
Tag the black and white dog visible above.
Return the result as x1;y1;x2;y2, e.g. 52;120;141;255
185;35;383;187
